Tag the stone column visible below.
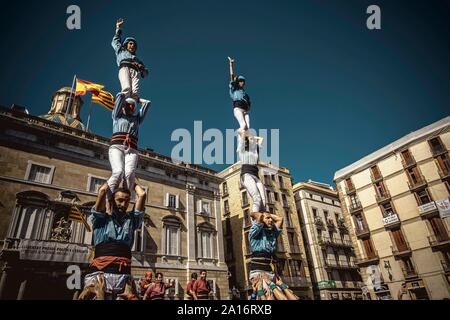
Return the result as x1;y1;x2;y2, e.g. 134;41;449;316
17;279;27;300
186;184;197;269
213;191;226;267
0;265;10;300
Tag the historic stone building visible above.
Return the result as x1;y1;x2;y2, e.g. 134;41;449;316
218;162;314;299
293;180;364;300
0;88;229;300
334;116;450;300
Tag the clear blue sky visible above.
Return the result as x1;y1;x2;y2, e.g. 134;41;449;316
0;0;449;185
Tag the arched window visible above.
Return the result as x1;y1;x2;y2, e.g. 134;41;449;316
162;216;182;256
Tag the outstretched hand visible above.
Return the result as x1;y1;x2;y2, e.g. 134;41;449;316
116;18;124;29
228;56;235;64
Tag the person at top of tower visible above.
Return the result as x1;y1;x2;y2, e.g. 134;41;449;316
112;18;149;101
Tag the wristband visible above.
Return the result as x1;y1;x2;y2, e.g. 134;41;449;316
280;283;289;290
268;283;277;291
257;290;265;297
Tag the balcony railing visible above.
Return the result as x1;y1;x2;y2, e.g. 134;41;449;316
345;184;356;194
355;225;370;239
418;201;439;218
407;175;427;191
428;234;450;249
391;242;412;258
402;268;418;279
337;218;347;230
382;213;401;229
326;219;336;229
355;251;379;267
375;190;391;204
349;203;363;215
438;167;450;180
324;258;357;269
283;276;311;288
370;172;383;183
430;144;447;157
441;260;450;273
401;157;416;169
282;201;290;208
319;236;353;248
314;217;325;230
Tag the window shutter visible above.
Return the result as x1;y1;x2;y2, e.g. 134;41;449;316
175;194;180;209
165;193;169;207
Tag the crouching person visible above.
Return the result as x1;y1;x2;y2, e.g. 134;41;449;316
80;183;146;300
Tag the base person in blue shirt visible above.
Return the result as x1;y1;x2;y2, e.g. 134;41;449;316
79;183;146;300
248;212;299;300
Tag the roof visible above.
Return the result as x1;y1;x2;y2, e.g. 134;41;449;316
333;116;450;182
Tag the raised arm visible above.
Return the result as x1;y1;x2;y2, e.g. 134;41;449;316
134;184;147;212
95;183;109;213
112;18;124;53
112;93;125;120
138;98;151;124
228;57;235;81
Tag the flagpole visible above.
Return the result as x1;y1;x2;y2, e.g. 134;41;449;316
66;74;77;116
86;101;93;132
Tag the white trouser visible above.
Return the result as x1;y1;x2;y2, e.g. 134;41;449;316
107;144;139;193
234;107;250;131
84;271;132;299
241;173;266;213
118;66;140;101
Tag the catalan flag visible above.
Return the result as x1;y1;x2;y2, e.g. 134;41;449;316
91;89;115;111
75;79;104;96
69;206;92;232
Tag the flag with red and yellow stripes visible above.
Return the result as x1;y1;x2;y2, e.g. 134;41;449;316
91;89;115;111
69;206;92;232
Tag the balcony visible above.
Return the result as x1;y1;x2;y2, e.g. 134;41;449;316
418;201;439;219
391;242;412;258
326;219;336;229
324;258;358;270
401;157;416;169
428;234;450;250
283;276;311;288
438;167;450;180
282;201;290;209
355;225;370;239
319;236;353;249
375;190;391;204
337;218;347;230
430;144;447;157
407;175;427;192
402;268;418;280
348;203;363;215
355;251;379;267
382;213;401;229
314;217;325;230
345;184;356;195
441;260;450;273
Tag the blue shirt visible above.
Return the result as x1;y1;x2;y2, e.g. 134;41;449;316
248;220;281;255
229;81;251;105
90;206;144;248
111;30;145;68
112;93;150;137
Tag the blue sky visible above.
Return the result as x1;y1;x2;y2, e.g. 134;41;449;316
0;0;449;185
